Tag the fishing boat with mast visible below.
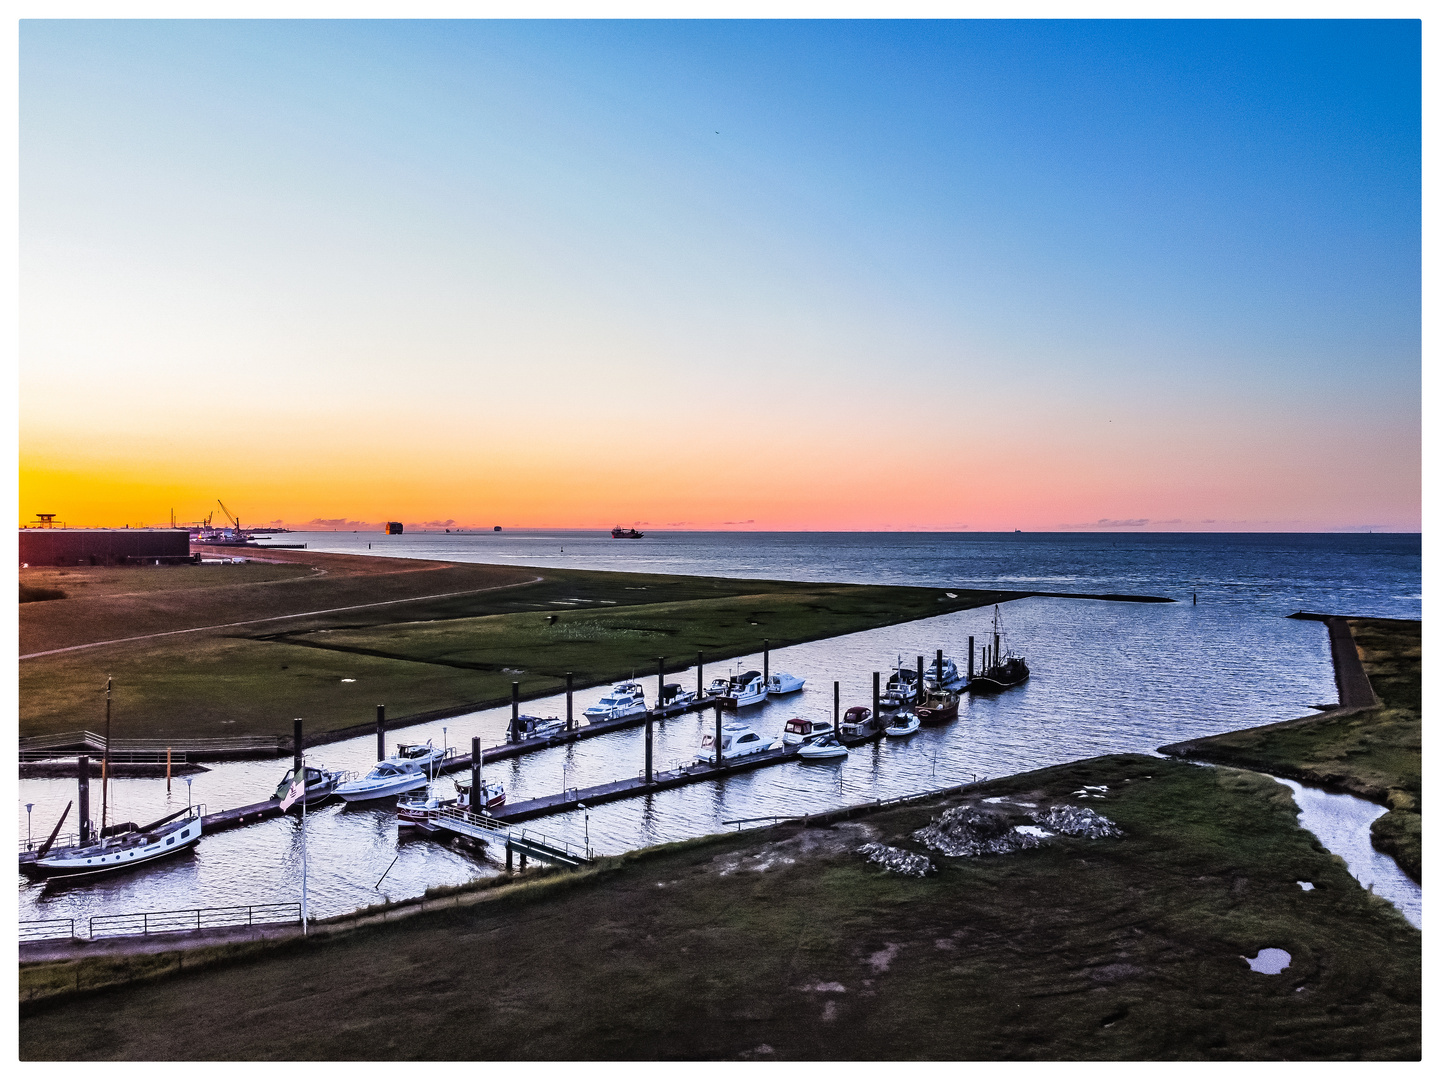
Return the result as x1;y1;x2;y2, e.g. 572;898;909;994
25;805;204;880
969;606;1030;692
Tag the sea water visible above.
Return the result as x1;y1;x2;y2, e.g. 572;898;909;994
18;533;1419;925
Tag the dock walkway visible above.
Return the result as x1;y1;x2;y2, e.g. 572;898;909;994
495;744;799;823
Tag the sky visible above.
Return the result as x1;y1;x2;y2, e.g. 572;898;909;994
18;18;1421;531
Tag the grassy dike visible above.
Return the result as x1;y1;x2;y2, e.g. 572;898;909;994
19;754;1420;1060
1160;618;1420;883
20;551;1034;743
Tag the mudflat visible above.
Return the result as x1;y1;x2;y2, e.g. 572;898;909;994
19;754;1420;1060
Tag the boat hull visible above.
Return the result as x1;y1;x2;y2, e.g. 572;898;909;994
336;774;429;802
29;816;203;880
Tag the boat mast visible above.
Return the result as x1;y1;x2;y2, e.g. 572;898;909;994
101;675;111;836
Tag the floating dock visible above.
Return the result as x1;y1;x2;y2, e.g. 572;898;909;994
493;745;799;823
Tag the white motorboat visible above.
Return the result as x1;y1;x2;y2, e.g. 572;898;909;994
721;669;768;708
272;763;343;807
397;784;455;827
798;735;848;761
923;656;963;692
766;671;805;695
781;717;835;747
839;706;875;738
28;806;204;879
512;714;567;741
658;683;698;709
335;742;448;803
880;660;920;707
455;776;506;815
885;711;921;737
705;676;732;697
583;680;647;722
695;722;779;764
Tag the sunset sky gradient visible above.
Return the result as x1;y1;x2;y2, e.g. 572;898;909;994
19;19;1420;531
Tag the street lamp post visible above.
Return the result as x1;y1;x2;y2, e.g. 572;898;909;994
578;802;591;859
184;776;193;811
25;803;34;848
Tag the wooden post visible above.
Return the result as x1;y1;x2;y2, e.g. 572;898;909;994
101;676;111;834
77;755;90;846
565;672;574;731
509;682;520;743
763;639;769;684
471;736;482;813
872;671;880;733
936;648;944;687
917;654;925;704
505;842;513;873
833;680;840;728
697;650;704;695
714;702;724;768
968;636;975;678
293;718;303;777
166;746;172;794
647;657;661;784
376;705;386;761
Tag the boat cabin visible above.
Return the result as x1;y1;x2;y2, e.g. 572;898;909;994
840;706;873;735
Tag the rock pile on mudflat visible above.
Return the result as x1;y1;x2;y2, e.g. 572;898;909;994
857;842;935;877
1036;804;1123;838
912;806;1045;857
911;802;1124;858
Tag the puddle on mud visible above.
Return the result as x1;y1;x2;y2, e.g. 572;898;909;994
1244;948;1292;974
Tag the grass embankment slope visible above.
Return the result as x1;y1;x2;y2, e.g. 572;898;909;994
1161;618;1420;882
19;754;1419;1060
20;549;1022;744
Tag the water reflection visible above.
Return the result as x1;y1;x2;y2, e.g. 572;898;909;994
21;598;1336;924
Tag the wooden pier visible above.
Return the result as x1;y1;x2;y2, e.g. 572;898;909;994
493;744;800;824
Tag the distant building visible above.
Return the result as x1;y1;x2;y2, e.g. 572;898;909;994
19;528;194;567
386;522;404;535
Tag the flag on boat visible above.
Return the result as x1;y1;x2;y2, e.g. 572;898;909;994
280;773;306;811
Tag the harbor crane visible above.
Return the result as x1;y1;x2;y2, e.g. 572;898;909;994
217;500;240;532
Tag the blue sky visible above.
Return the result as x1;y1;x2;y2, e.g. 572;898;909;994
19;19;1420;530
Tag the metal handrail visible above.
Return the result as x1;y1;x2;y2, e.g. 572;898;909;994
89;902;301;939
19;917;75;942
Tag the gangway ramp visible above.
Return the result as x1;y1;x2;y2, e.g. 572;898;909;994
429;806;591;869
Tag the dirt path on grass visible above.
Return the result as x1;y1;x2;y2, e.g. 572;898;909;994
19;576;545;661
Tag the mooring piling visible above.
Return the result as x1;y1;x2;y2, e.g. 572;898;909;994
471;736;481;806
697;650;704;694
872;671;880;726
376;705;386;761
565;672;574;731
968;636;975;678
77;755;90;846
293;718;303;776
714;702;724;767
647;657;661;784
763;639;769;683
833;680;840;728
509;682;520;743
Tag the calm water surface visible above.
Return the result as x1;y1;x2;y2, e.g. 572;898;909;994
18;533;1419;927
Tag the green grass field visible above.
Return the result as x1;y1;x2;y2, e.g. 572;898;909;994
20;550;1020;743
19;754;1420;1060
1159;618;1420;882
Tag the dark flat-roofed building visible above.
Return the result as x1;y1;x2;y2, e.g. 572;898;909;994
19;528;195;567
